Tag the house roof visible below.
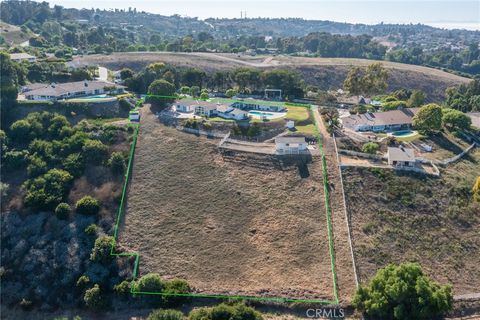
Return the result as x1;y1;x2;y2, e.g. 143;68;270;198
216;105;231;113
342;108;420;128
467;112;480;129
24;81;125;97
230;108;248;116
275;136;306;144
387;147;415;162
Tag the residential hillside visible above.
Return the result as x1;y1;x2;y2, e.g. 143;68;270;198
342;149;480;295
69;52;471;101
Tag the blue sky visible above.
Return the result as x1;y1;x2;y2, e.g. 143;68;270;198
47;0;480;29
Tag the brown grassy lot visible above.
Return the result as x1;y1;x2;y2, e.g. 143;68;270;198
69;53;470;101
342;149;480;295
119;105;334;300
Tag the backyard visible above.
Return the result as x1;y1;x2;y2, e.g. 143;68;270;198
118;105;335;301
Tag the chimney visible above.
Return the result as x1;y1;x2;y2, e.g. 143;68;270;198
84;81;88;87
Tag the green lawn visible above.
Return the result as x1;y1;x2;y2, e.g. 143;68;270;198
285;106;309;122
295;124;316;135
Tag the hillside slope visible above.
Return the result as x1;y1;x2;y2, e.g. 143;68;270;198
69;52;471;101
343;150;480;295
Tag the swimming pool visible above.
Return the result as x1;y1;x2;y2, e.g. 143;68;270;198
392;130;415;137
248;110;286;119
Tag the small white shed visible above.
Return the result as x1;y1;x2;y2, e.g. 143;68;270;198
387;147;416;167
275;136;308;154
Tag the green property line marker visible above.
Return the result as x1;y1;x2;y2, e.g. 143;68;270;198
109;111;340;304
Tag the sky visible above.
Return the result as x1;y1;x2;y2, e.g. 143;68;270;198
46;0;480;30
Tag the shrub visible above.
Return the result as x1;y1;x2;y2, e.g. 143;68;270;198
76;275;90;287
136;273;165;292
353;263;453;319
24;169;73;210
90;236;114;263
162;279;191;306
62;153;85;177
75;196;100;215
114;280;131;297
55;202;70;219
147;309;184;320
362;142;379;154
108;152;126;175
3;150;28;171
84;223;98;235
473;176;480;202
188;303;262;320
84;284;106;310
27;155;48;177
82;139;108;164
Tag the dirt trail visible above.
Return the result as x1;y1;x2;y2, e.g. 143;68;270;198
312;107;358;303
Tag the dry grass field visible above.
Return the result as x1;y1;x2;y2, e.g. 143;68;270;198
118;105;335;300
69;52;471;101
342;149;480;295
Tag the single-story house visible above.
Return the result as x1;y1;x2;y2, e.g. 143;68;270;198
193;101;219;117
231;99;285;112
10;53;37;63
342;108;420;132
467;112;480;129
175;103;195;113
275;136;308;154
387;147;416;167
22;80;126;101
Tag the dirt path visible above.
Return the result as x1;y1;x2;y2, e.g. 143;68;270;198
312;107;358;303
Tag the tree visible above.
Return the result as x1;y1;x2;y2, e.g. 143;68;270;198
76;196;100;215
362;142;379;154
343;67;364;95
0;52;19;112
353;263;453;320
90;236;114;263
55;202;70;219
199;92;209;100
84;284;106;310
147;79;176;109
120;68;134;80
147;309;184;320
225;88;238;98
62;153;85;177
473;176;480;202
344;63;388;96
362;63;388;95
412;103;443;134
442;109;471;131
407;90;426;108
